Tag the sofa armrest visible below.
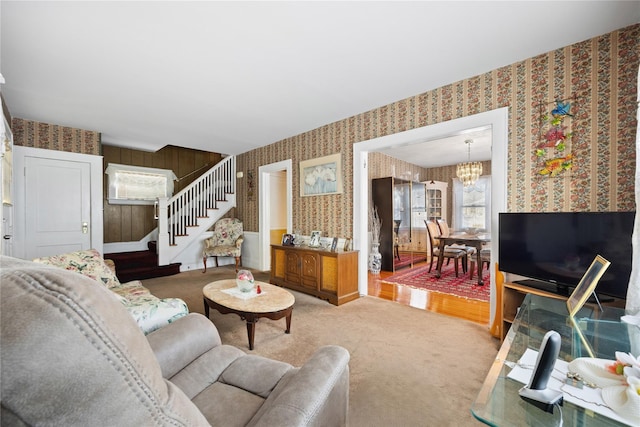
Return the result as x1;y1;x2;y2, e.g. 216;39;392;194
146;313;222;378
103;258;117;275
248;345;350;427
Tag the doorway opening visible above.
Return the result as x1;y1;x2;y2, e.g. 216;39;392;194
258;159;293;271
353;107;509;326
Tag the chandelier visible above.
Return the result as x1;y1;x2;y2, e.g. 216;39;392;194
456;139;482;187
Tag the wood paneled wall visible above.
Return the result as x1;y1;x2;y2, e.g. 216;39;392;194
102;145;222;243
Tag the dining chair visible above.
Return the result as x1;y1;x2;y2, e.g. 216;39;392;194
470;246;491;280
435;218;452;237
436;219;477;269
425;220;467;277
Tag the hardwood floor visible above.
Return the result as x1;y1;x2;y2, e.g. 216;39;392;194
367;260;490;325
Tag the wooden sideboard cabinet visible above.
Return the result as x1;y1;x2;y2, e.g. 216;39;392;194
270;244;359;306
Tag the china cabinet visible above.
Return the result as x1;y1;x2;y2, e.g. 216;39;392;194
372;177;427;272
424;180;448;222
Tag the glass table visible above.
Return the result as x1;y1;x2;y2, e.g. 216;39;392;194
472;293;637;426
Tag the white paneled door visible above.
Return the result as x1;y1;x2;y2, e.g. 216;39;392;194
25;156;92;258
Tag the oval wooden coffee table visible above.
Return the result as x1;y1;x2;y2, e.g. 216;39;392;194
203;279;295;350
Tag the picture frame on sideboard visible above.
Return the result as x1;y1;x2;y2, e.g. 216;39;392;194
282;233;294;246
309;231;322;247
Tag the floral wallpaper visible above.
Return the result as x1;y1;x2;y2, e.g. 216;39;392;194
237;24;638;236
11;118;101;155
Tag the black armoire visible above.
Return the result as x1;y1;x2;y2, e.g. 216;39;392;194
372;177;428;272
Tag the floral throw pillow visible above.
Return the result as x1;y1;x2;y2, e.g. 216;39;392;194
33;248;121;290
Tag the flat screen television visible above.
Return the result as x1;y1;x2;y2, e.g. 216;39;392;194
498;212;635;300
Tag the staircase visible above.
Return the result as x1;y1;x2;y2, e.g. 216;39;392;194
106;156;237;274
157;156;236;266
105;242;181;282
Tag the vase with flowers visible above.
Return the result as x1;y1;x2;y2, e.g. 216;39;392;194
236;269;255;292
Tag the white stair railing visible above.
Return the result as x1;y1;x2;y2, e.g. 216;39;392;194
157;156;235;265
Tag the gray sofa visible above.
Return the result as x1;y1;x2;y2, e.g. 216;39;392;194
0;256;350;426
32;248;189;335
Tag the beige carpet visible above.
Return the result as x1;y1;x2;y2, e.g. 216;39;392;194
143;266;501;426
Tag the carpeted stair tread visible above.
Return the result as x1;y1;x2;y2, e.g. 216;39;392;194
105;245;181;282
104;250;157;268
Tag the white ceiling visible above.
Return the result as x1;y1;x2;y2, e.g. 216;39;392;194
1;1;639;168
377;125;493;168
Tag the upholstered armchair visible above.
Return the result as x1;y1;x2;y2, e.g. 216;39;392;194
1;256;350;426
203;218;244;273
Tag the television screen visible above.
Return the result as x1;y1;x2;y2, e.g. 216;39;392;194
498;212;635;300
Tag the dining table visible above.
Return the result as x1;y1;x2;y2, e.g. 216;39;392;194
435;231;491;285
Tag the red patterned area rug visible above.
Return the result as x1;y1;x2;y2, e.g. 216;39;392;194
382;262;490;302
394;252;427;269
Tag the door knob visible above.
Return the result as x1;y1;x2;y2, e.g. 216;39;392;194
82;222;88;234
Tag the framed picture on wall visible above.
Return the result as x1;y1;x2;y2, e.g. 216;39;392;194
247;170;255;201
300;153;343;196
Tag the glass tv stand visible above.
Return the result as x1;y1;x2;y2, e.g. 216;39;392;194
472;293;637;426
